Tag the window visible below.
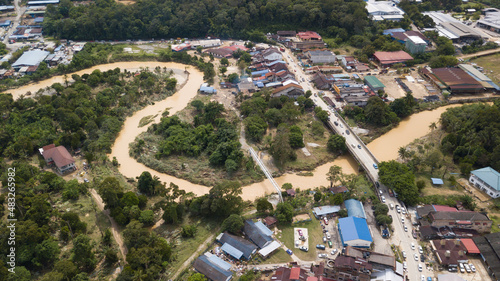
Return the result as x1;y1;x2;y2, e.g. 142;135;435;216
484;223;487;226
475;222;480;225
449;222;455;225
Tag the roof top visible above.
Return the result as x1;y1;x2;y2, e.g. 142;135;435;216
307;50;335;56
437;273;467;281
432;178;444;185
12;50;50;67
244;220;273;248
206;253;232;271
297;31;322;40
258;240;281;257
193;255;232;281
461;238;480;254
289;267;301;280
372;268;403;281
432;67;483;90
254;221;273;236
221;242;243;260
338;217;372;242
471;167;500;191
218;232;257;259
422;11;460;25
458;64;492;82
408;35;427;45
473;233;500;277
345;199;366;219
364;75;385;89
366;1;405;16
440;21;484;39
42;145;75;168
373;51;413;64
312;205;341;216
430;211;489;222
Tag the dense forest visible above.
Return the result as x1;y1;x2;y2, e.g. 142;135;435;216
0;67;177;159
440;102;500;174
43;0;369;41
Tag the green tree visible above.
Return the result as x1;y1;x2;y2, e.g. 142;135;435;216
220;57;229;66
181;225;197;237
311;121;325;136
139;210;155;226
289;125;304;148
137;171;161;196
327;135;347;153
221;214;244;234
71;235;96;272
275;202;294;223
270;125;296;167
326;165;343;188
314;192;323;202
188;273;207;281
365;96;399;126
378;160;419;206
256;198;273;214
244;115;267;142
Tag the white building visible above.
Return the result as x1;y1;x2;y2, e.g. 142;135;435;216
469;167;500;198
190;39;222;48
261;48;282;61
366;0;405;21
306;50;336;64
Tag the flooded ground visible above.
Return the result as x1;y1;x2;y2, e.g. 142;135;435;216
4;62;464;201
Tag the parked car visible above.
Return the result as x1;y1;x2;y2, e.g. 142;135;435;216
421;275;425;281
459;263;465;273
411;243;415;250
346;130;350;135
323;217;329;225
318;253;327;258
298;229;303;236
381;196;386;203
323;237;327;243
379;189;383;195
358;144;361;149
334;121;338;126
418;264;422;272
299;246;308;252
420;254;425;262
419;246;423;254
402;251;407;259
470;264;476;273
414;253;419;261
326;233;331;240
404;225;408;232
286;249;293;255
331;249;338;255
401;217;405;224
328;241;333;248
464;263;471;273
403;262;407;269
316;244;326;250
396;205;400;213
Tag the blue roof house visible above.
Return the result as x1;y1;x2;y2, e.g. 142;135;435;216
338;217;372;248
216;232;257;260
199;83;217;94
469;167;500;198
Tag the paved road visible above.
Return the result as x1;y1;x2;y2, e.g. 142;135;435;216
3;0;26;46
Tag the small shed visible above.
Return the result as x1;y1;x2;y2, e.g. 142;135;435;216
431;178;444;185
286;189;296;197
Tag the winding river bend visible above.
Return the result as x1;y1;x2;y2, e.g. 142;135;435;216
5;62;461;200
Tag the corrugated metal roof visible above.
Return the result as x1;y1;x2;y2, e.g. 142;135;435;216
472;167;500;191
258;240;280;257
313;205;341;216
458;64;492;81
364;75;385;89
254;221;273;236
221;243;243;260
338;217;372;242
431;178;444;185
206;253;232;271
193;255;233;281
345;199;366;219
12;50;49;67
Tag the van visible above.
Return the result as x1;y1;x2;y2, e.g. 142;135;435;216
390;203;394;210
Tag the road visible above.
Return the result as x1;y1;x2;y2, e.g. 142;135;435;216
281;47;435;280
3;0;26;46
458;47;500;60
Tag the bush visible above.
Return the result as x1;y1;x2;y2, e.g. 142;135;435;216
181;225;197;238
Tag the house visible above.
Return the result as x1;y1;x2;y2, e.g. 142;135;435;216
338;217;372;248
311;73;330;90
344;96;370;107
216;232;257;260
345;199;367;219
406;36;427;54
329;185;348;194
469;167;500;198
292;41;326;50
371;269;403;281
264;216;277;227
190;39;222;48
364;76;385;93
286;189;296;197
271;84;304;98
373;51;413;67
417;205;492;233
39;144;76;174
261;48;282;61
306;50;336;64
171;43;191;52
193;254;232;281
473;232;500;280
326;255;372;281
258;240;281;258
243;220;273;248
204;48;233;58
297;31;322;41
271;266;308;281
430;239;469;268
237;78;257;94
312;205;341;218
341;56;356;68
390;30;430;45
344;246;396;270
199;83;217;94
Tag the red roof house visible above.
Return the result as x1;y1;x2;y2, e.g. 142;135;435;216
461;238;480;254
373;51;413;67
40;144;76;174
297;31;322;41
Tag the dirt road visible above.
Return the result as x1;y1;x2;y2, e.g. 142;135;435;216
458;48;500;60
89;189;128;261
170;233;216;280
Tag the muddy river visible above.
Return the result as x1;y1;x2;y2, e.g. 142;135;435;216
5;62;462;201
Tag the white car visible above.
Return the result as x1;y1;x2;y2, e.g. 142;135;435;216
331;249;338;255
421;275;425;281
402;251;407;259
396;205;401;213
464;263;471;273
411;243;415;250
403;261;407;269
402;208;407;215
326;234;331;240
459;263;465;273
470;263;476;273
318;253;327;259
418;264;422;272
381;196;386;203
404;225;408;232
419;246;423;254
414;253;419;261
379;190;383;195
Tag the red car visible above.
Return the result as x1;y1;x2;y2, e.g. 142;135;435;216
323;217;329;225
298;229;303;237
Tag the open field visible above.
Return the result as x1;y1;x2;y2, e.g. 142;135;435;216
374;71;430;100
472;53;500;84
277;212;323;260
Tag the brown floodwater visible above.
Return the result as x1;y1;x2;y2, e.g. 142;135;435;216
5;62;464;201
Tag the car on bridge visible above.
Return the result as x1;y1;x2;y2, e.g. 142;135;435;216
346;130;350;135
373;163;378;169
358;145;361;149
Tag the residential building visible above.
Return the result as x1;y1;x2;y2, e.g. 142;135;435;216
373;51;413;67
344;246;396;270
292;41;326;50
364;76;386;92
329;185;348;194
469;167;500;198
258;240;281;258
264;216;277;227
204;48;233;58
271;84;304;98
271;266;308;281
237;78;257;94
345;199;367;219
199;83;217;94
306;50;336;64
297;31;322;41
338;217;373;248
39;144;76;174
473;232;500;280
417;205;492;233
12;50;50;70
326;255;372;281
345;95;371;107
311;73;330;90
406;36;427;54
193;254;232;281
430;239;469;268
243;220;273;248
366;0;405;21
341;56;356;68
390;30;430;45
312;205;341;218
261;48;282;61
216;232;257;260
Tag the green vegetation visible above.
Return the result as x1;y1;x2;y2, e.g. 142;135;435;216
278;214;323;261
379;160;420;206
139;115;157;127
131;100;263;186
440;102;500;173
44;0;370;42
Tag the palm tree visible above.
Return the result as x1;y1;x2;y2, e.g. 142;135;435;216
327;165;342;188
429;122;437;132
398;147;409;162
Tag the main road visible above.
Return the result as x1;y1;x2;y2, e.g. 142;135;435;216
282;47;431;280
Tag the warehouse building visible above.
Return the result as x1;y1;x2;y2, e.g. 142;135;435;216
216;232;257;260
306;50;336;64
364;75;385;92
12;50;49;70
477;8;500;34
473;232;500;280
423;67;484;94
458;64;500;91
405;36;427;54
243;220;273;249
373;51;413;67
193;254;233;281
338;217;372;248
366;0;405;21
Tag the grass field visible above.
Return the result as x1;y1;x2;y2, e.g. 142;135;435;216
261;248;293;264
277;213;323;260
472;54;500;84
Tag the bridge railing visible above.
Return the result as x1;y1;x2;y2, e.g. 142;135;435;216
336;112;379;164
248;147;283;203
